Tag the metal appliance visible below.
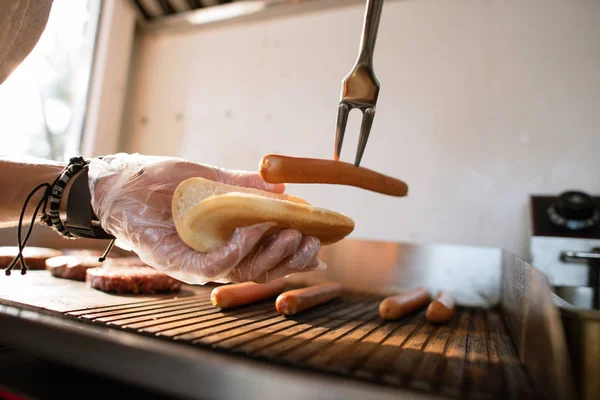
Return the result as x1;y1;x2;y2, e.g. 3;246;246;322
529;190;600;400
0;239;577;400
530;190;600;296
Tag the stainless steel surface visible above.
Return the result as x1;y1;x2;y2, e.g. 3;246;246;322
554;286;594;309
0;303;435;400
290;239;501;308
529;194;600;399
0;269;202;313
530;236;600;286
0;240;502;310
560;251;600;262
0;345;175;399
552;251;600;400
500;249;576;400
0;239;576;399
552;296;600;400
62;290;535;399
559;248;600;310
334;0;383;167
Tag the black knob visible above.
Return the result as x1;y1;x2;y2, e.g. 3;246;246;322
556;191;596;219
548;191;599;230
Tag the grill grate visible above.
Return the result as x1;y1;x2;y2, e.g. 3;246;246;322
65;288;535;399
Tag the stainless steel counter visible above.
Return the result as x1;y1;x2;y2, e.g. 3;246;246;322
0;239;579;400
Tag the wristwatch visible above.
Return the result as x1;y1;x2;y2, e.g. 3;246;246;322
64;165;114;240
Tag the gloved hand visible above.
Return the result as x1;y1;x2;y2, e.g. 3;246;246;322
87;153;325;284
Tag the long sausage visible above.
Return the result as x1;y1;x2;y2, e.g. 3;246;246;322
275;282;342;316
259;155;409;197
211;279;286;309
425;291;455;324
378;287;431;320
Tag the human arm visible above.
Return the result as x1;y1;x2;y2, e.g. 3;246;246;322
0;154;325;284
0;157;64;228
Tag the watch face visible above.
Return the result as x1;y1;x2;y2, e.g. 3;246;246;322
63;165;111;240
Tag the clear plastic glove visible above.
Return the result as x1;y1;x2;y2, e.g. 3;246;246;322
87;153;326;284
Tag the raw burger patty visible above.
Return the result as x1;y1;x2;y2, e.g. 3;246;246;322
46;255;104;281
0;246;62;270
86;266;182;294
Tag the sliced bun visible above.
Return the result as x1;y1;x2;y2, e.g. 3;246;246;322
172;177;355;253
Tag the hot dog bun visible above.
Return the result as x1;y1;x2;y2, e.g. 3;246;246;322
172;177;355;253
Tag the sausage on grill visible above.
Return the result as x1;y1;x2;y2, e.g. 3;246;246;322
426;291;455;324
211;280;286;309
275;282;342;316
379;287;431;320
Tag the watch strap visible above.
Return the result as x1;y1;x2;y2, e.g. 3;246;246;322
64;166;115;240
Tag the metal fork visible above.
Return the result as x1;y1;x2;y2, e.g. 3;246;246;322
334;0;384;167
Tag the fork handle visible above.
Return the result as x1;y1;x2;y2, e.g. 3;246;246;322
357;0;384;66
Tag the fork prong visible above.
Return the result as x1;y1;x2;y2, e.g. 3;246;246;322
334;102;350;161
355;107;375;167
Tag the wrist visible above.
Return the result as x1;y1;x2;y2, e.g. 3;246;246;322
23;164;65;223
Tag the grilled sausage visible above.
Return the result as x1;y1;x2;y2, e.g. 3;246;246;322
426;291;455;324
259;155;408;197
379;287;431;320
275;282;342;316
211;279;286;309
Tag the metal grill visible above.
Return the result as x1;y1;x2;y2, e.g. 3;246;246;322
65;288;535;399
